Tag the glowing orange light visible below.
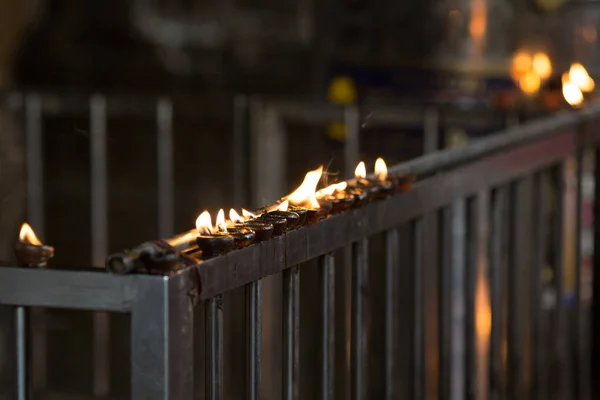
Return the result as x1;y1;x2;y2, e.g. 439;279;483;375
569;63;595;92
216;209;227;233
19;223;41;245
242;208;257;220
276;200;290;211
510;51;532;81
532;52;552;80
316;182;348;198
563;81;584;107
229;209;244;224
195;211;213;235
374;158;388;181
354;161;366;179
518;71;541;95
286;166;323;209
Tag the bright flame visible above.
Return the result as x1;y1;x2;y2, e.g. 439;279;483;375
195;211;213;235
216;209;227;233
510;51;532;80
518;71;541;95
316;182;348;198
286;166;323;209
569;63;595;92
532;52;552;80
19;223;41;245
229;209;244;224
242;208;257;219
374;158;388;181
277;200;290;211
354;161;366;179
563;81;584;107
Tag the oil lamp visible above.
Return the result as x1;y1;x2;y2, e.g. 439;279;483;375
15;223;54;267
195;210;234;258
229;209;274;242
316;181;355;214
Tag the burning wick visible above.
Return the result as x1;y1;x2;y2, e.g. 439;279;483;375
286;166;323;210
316;181;354;213
15;223;54;267
229;208;274;242
355;161;367;179
374;158;388;181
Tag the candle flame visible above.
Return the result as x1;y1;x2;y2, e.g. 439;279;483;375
229;209;244;224
277;200;290;211
354;161;366;179
216;209;227;233
286;166;323;209
518;71;541;95
563;81;584;107
242;208;257;219
532;52;552;80
19;223;41;245
374;158;388;181
195;211;213;235
569;63;595;92
316;182;348;198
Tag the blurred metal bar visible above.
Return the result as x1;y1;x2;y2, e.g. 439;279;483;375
246;280;262;400
439;207;452;400
207;295;224;400
283;266;300;400
592;148;600;399
384;229;399;400
475;192;491;399
344;106;360;179
25;94;46;391
490;187;509;399
156;98;174;238
465;197;477;398
15;307;27;400
90;95;110;397
131;275;194;399
412;219;425;399
319;254;335;400
233;95;249;205
532;172;549;400
423;108;439;154
351;239;368;400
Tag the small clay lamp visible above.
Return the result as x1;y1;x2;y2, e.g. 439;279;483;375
316;182;355;214
257;215;287;236
15;223;54;267
265;210;300;231
223;226;255;249
195;210;234;258
229;209;274;243
347;161;383;201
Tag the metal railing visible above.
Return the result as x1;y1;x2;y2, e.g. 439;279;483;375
0;99;596;399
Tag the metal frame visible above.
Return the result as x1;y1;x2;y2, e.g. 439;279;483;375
0;100;597;398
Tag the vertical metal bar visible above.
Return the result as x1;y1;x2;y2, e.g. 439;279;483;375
246;280;262;400
423;213;440;399
320;254;335;400
15;307;27;400
207;295;224;400
384;229;399;400
90;95;110;397
465;197;477;399
344;105;360;179
351;239;368;400
25;94;46;392
572;147;585;400
439;207;452;400
412;219;425;399
423;107;439;154
283;266;300;400
233;95;248;206
131;276;194;399
450;200;467;400
157;98;174;238
531;172;548;400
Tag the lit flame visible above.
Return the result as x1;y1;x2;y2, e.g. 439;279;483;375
569;63;595;92
229;209;244;224
216;209;227;233
195;211;213;235
316;182;348;198
532;52;552;80
518;71;541;95
277;200;290;211
563;81;584;107
354;161;366;179
19;223;41;245
242;208;257;219
286;166;323;209
510;50;532;81
374;158;388;181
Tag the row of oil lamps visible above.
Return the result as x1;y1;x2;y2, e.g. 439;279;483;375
12;158;413;273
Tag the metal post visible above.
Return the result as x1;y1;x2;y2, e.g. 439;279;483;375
412;219;425;399
157;98;174;238
207;295;224;400
384;230;399;400
25;94;45;392
283;266;300;400
351;239;368;400
592;148;600;399
439;206;453;400
131;275;194;399
90;95;110;397
15;307;27;400
246;280;262;400
319;254;335;400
